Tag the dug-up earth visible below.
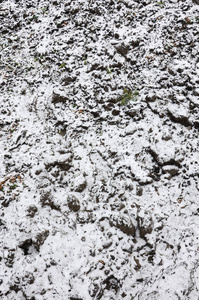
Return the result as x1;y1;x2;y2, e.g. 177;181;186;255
0;0;199;299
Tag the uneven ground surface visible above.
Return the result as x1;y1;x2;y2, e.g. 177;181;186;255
0;0;199;299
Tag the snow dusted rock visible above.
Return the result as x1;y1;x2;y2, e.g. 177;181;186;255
61;76;76;86
145;92;157;103
167;104;191;127
137;211;154;239
45;152;73;171
162;165;179;177
67;195;80;212
109;214;136;236
113;42;130;57
40;190;60;211
110;200;125;211
52;87;69;104
72;174;87;192
138;176;153;185
148;145;182;167
125;107;140;118
136;186;143;197
88;282;103;299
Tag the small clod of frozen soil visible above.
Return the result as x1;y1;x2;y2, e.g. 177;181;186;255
0;0;199;299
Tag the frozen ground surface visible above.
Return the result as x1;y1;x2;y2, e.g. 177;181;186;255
0;0;199;299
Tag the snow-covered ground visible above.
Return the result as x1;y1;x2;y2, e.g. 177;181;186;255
0;0;199;299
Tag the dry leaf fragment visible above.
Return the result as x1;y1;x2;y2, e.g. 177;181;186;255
134;256;141;269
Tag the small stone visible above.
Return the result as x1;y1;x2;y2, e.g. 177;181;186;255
131;39;140;48
110;201;125;211
5;249;15;268
136;186;143;196
103;275;120;292
77;211;94;224
114;43;130;56
125;109;138;117
121;292;127;298
34;230;49;251
162;133;172;141
22;272;35;285
67;195;80;212
19;239;33;255
26;205;38;217
102;241;113;249
127;184;134;191
112;109;120;116
61;76;75;86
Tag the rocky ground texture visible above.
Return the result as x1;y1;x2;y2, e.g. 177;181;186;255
0;0;199;299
